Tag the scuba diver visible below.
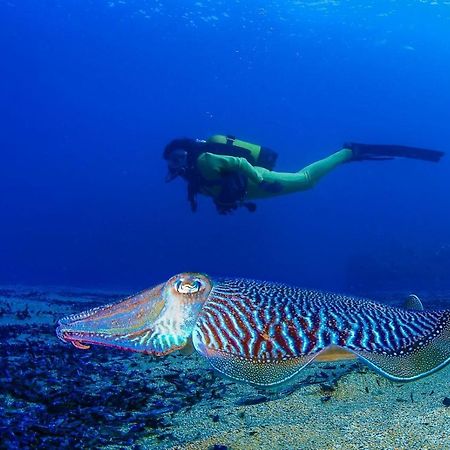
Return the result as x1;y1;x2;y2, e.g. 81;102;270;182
163;135;444;214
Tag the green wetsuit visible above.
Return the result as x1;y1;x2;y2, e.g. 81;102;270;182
196;148;353;200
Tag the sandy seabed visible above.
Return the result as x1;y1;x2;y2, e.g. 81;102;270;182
0;286;449;450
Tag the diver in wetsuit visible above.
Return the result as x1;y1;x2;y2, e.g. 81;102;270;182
163;135;444;214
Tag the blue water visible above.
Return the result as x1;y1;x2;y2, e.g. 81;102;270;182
1;0;450;292
1;3;450;449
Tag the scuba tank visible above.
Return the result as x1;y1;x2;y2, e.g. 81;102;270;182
206;135;278;170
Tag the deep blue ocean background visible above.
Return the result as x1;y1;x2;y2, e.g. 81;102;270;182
1;0;450;294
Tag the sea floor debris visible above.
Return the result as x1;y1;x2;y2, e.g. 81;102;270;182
0;287;449;449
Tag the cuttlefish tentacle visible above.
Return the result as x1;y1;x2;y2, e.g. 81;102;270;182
57;273;450;387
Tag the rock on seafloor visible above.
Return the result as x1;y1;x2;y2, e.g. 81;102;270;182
0;286;449;450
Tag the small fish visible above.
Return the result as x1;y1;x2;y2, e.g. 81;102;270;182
56;273;450;387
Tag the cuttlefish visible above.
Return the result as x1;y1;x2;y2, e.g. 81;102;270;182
56;273;450;386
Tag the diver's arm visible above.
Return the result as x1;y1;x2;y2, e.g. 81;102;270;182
198;153;263;183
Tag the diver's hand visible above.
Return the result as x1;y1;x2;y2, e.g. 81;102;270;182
214;200;238;215
259;180;283;193
242;202;257;213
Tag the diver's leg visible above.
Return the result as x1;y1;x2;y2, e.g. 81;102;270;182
248;148;352;198
299;148;352;186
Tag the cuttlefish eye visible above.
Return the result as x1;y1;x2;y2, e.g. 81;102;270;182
175;279;202;294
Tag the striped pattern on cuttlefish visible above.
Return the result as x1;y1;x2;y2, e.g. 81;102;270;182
56;273;450;386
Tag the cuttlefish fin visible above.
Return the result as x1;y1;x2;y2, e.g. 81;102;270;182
403;294;424;311
315;345;357;362
351;312;450;381
196;343;315;387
